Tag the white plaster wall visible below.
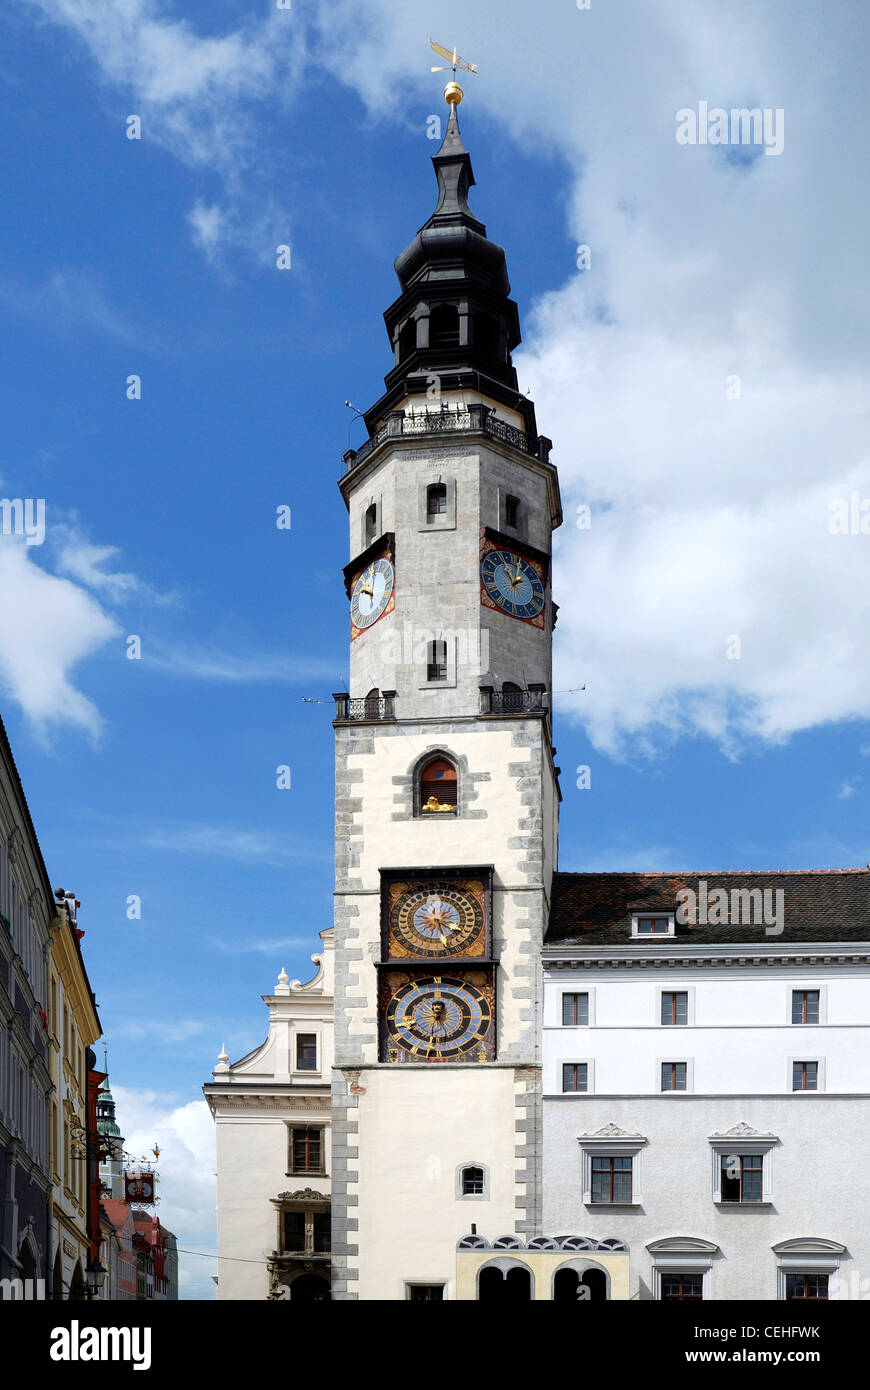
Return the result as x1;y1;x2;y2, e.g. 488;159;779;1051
543;1093;870;1300
214;1116;284;1300
543;964;870;1094
354;1067;521;1300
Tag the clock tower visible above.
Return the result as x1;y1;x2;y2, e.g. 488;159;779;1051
332;85;562;1300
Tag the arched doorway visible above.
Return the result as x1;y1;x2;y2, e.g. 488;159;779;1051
290;1273;330;1301
552;1261;609;1302
478;1261;533;1302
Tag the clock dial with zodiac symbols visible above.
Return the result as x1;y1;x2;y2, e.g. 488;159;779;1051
480;544;546;624
387;879;486;959
350;556;395;636
383;975;494;1062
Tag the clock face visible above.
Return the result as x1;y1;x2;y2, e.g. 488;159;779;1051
480;547;545;622
384;976;493;1061
350;557;395;634
388;881;486;958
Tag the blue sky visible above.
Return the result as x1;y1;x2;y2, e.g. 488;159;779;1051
2;1;869;1296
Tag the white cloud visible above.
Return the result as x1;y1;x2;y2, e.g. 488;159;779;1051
0;538;119;739
15;0;870;756
136;821;331;867
208;934;318;956
110;1085;217;1300
838;779;861;800
147;645;339;683
0;268;144;344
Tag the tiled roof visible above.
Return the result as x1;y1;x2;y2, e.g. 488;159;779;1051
546;869;870;946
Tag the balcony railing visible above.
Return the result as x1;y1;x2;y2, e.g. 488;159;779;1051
479;685;548;715
333;691;396;723
343;403;552;472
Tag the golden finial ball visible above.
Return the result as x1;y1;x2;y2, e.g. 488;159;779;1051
444;81;463;107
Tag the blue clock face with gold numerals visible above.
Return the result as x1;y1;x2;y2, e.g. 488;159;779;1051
350;556;395;633
480;548;545;621
385;976;492;1061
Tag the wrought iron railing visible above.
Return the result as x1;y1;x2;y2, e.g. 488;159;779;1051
343;404;552;471
479;686;548;715
333;692;396;722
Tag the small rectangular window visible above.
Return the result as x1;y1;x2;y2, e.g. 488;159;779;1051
290;1127;322;1174
792;1061;818;1091
661;1273;703;1301
427;640;448;682
427;484;447;516
562;1063;588;1093
562;993;589;1027
313;1212;331;1253
636;916;670;934
296;1034;317;1071
505;494;520;528
661;1062;687;1092
785;1273;828;1300
407;1285;445;1301
720;1154;762;1203
792;990;820;1024
283;1211;306;1251
661;991;688;1025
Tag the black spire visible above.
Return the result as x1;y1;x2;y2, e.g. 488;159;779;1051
363;102;537;441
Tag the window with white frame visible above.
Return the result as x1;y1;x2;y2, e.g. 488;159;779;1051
562;1062;588;1093
562;992;589;1026
631;913;675;939
579;1128;647;1206
773;1239;845;1300
648;1238;717;1301
709;1128;777;1205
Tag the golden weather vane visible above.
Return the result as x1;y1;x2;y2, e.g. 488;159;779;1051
429;37;478;108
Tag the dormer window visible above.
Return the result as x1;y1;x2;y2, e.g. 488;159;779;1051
419;757;457;814
631;913;675;939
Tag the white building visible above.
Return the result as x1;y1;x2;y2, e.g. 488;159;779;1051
543;870;870;1300
205;932;334;1300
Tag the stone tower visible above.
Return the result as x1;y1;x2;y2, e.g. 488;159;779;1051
331;90;562;1301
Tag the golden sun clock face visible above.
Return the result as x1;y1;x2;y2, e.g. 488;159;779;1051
350;556;395;637
387;880;486;958
383;975;494;1062
479;537;546;627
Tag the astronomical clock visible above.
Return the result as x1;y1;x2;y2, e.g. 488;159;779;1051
479;529;548;628
378;869;495;1064
344;533;396;640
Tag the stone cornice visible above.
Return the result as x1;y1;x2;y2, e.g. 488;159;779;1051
544;942;870;969
50;919;100;1041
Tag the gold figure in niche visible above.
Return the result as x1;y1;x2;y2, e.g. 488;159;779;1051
422;795;455;813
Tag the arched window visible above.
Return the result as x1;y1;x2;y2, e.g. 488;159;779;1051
364;503;377;545
502;681;524;713
398;318;417;360
430;304;460;349
364;688;381;719
461;1166;485;1196
427;483;447;517
419;756;457;814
